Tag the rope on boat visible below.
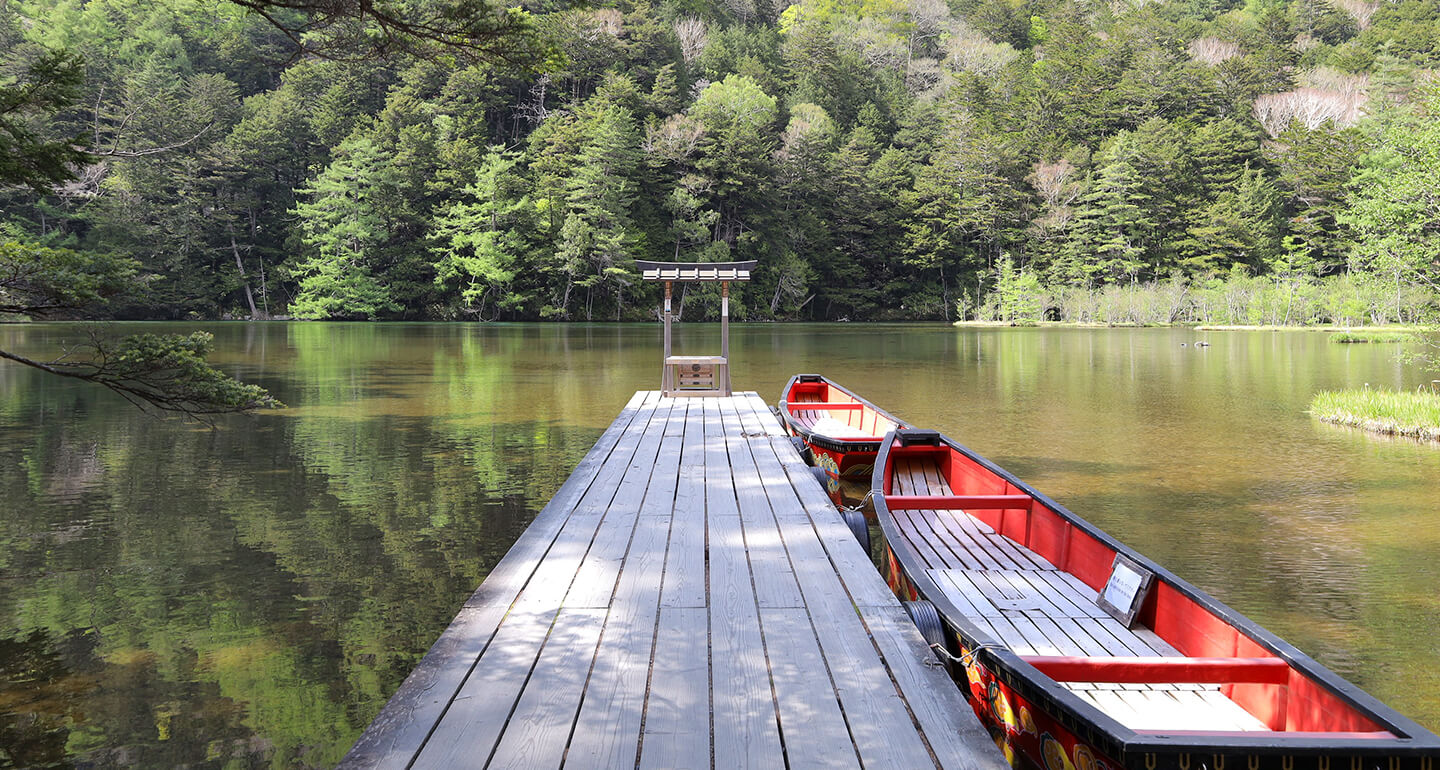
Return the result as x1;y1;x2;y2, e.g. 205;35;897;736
841;489;875;514
929;641;1006;668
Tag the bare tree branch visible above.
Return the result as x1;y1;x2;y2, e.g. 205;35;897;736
95;122;217;158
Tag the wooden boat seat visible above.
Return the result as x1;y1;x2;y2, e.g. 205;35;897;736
786;396;896;438
891;455;1270;732
810;416;876;439
1021;655;1290;685
925;567;1271;732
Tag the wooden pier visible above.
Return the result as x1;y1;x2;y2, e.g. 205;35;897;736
341;391;1004;769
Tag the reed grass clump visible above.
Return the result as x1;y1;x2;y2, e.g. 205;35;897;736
1329;331;1414;343
1310;387;1440;440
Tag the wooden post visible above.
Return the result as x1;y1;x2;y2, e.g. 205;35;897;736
637;261;754;398
720;281;730;359
721;281;730;395
663;281;673;393
664;281;673;358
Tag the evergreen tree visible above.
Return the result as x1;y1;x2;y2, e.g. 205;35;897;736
1181;165;1283;273
289;134;403;319
432;147;530;319
1339;83;1440;318
554;97;644;320
903;105;1022;317
1063;132;1154;284
688;75;779;251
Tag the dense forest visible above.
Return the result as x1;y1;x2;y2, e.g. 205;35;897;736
3;0;1440;324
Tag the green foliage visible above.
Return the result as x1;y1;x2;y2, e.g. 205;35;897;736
0;48;93;192
986;253;1046;322
0;0;1437;324
978;271;1437;326
0;238;137;316
1340;82;1440;317
228;0;554;68
1330;331;1414;343
432;147;528;317
0;332;281;417
289;135;404;319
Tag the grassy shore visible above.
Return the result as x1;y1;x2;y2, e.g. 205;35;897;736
952;321;1434;332
1310;388;1440;441
1193;324;1426;332
1330;331;1416;343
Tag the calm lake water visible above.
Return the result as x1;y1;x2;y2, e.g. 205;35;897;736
2;322;1439;767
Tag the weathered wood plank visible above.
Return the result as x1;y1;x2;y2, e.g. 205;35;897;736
572;392;667;516
340;392;652;770
662;401;708;609
706;398;784;767
895;508;953;570
639;606;710;770
703;398;740;519
564;511;672;767
756;438;895;606
719;398;803;609
709;510;783;767
409;609;558;769
486;608;606;770
735;391;788;437
796;596;940;769
567;401;674;608
860;605;1009;770
1040;572;1109;619
760;608;862;770
639;406;685;517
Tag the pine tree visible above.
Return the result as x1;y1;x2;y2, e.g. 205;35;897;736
554;99;643;320
432;147;530;319
1181;166;1282;274
1064;132;1154;284
289;135;403;319
903;106;1022;317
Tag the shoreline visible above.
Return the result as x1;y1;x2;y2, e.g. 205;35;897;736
952;320;1433;331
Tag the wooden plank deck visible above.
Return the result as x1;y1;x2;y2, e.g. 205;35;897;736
342;392;1003;770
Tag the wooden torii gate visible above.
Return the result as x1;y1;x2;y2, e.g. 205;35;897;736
637;260;757;397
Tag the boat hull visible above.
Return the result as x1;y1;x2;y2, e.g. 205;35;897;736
883;542;1440;770
871;428;1440;770
795;436;879;500
777;374;904;504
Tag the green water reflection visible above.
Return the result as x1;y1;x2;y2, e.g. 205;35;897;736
2;323;1438;766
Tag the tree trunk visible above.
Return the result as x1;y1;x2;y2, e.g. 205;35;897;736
230;227;260;320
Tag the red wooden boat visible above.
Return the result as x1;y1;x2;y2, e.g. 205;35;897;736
872;427;1440;770
777;374;908;503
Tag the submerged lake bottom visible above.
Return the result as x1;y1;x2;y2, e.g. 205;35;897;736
1;322;1438;767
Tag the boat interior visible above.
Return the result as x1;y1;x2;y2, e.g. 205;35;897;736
785;379;898;440
880;438;1398;739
